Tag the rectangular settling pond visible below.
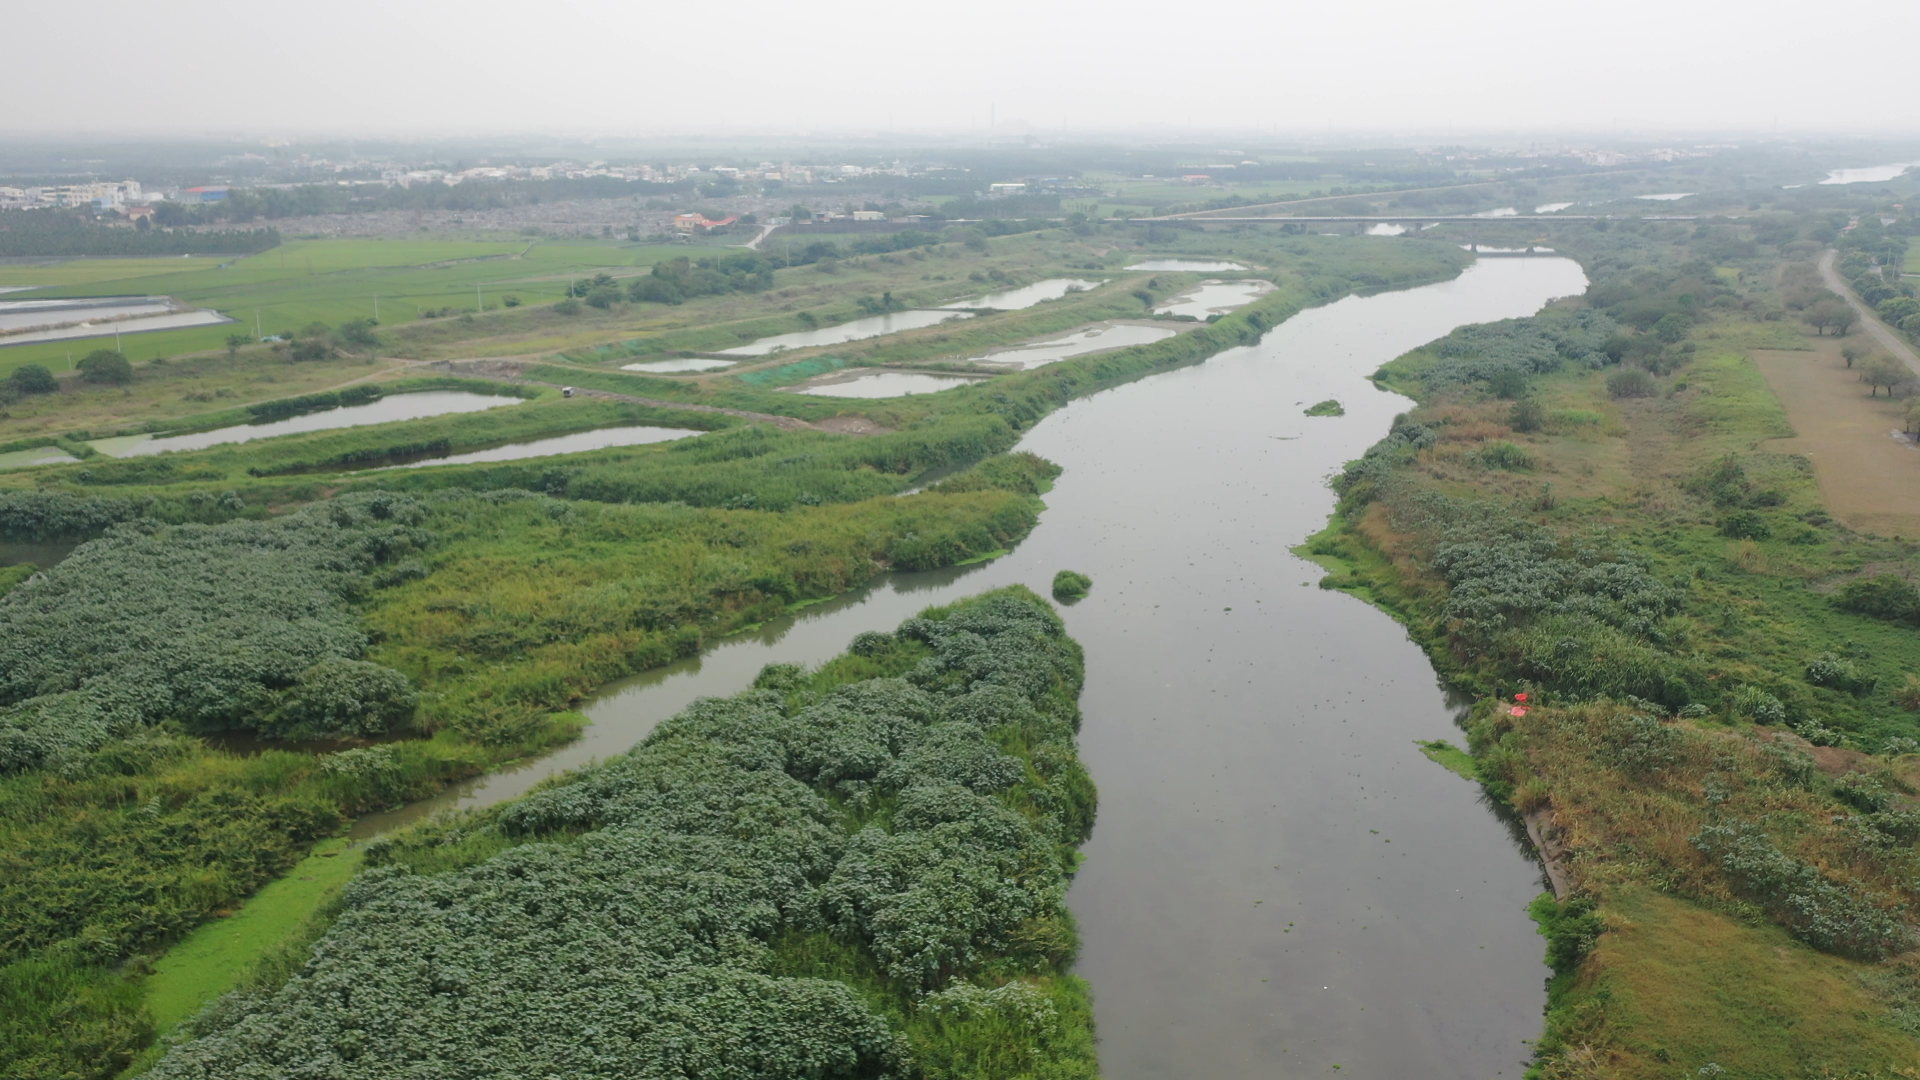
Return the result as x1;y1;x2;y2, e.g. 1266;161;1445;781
716;310;973;356
89;391;524;457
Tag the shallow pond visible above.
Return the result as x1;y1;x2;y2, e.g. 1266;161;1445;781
0;297;171;330
0;446;80;470
0;539;78;568
0;297;230;345
1156;278;1273;319
387;424;700;468
1636;192;1695;201
355;255;1590;1076
790;371;987;398
1534;202;1575;213
1126;259;1247;272
968;322;1180;368
940;278;1103;310
89;391;524;457
1821;161;1919;185
716;310;973;356
620;358;736;373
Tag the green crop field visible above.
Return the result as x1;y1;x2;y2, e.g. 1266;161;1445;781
0;239;705;374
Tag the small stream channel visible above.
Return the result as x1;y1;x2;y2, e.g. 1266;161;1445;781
349;255;1589;1076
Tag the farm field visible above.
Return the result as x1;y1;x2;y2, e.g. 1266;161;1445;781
1753;338;1920;537
0;239;697;373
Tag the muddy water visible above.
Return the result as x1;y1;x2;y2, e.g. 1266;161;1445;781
89;391;523;457
355;256;1589;1076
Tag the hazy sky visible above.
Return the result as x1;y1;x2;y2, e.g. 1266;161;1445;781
6;0;1916;137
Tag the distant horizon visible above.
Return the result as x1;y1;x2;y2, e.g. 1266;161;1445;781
7;0;1916;137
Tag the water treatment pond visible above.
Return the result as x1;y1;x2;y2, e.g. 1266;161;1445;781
353;256;1588;1076
88;391;524;457
1155;278;1274;319
621;358;736;373
968;322;1180;368
940;278;1103;310
384;424;700;468
715;310;973;356
791;371;987;398
1126;259;1247;272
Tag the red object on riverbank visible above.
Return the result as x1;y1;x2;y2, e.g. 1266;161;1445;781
1510;706;1529;717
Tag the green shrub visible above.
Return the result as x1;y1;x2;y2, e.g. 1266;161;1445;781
1834;573;1920;626
75;350;132;385
1509;399;1545;433
148;590;1099;1080
1477;441;1535;471
1051;570;1092;600
1691;822;1911;960
263;658;418;738
1606;369;1657;398
7;364;56;395
1805;652;1876;696
1719;511;1772;540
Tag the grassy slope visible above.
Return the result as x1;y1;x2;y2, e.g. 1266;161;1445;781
1311;255;1920;1073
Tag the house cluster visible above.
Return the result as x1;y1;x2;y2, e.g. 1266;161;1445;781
0;179;147;211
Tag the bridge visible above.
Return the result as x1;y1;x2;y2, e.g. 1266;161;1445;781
1131;214;1696;225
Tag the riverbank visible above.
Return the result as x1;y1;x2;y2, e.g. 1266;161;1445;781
0;231;1485;1078
1309;223;1920;1076
142;587;1103;1079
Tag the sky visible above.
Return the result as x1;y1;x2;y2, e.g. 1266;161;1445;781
6;0;1917;138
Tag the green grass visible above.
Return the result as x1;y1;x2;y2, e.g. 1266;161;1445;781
0;239;673;375
1415;739;1477;780
141;837;364;1033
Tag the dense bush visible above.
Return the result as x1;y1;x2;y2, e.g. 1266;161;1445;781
1415;309;1620;395
1834;573;1920;626
0;493;429;770
1605;368;1657;399
0;490;148;540
1051;570;1092;600
76;350;132;385
150;589;1099;1080
1691;822;1912;960
263;658;418;738
6;364;55;395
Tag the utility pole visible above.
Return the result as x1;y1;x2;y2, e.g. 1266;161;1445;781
374;295;379;321
477;284;482;312
255;309;261;339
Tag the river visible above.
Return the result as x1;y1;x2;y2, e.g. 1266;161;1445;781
355;255;1589;1077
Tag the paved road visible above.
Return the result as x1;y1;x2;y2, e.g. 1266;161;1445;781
1821;247;1920;376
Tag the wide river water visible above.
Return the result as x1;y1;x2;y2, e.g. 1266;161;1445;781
354;255;1589;1077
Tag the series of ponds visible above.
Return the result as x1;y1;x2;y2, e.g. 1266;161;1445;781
349;255;1590;1077
1636;192;1696;201
715;310;973;356
0;296;230;346
967;322;1180;368
87;391;523;457
1155;279;1274;319
939;277;1103;310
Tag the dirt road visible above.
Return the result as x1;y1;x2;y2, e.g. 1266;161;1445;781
1820;248;1920;376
